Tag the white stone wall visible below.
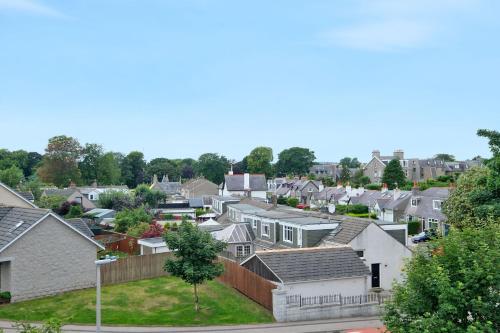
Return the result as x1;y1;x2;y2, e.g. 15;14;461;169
272;289;382;322
281;277;368;297
0;215;99;302
349;223;412;290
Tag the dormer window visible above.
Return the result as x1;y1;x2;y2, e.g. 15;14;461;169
411;198;420;207
433;200;443;210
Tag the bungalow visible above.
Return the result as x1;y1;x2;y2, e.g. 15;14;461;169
0;206;104;302
219;172;268;199
181;178;218;198
404;186;450;235
374;188;411;223
211;196;241;216
41;188;96;211
241;246;370;297
318;218;412;290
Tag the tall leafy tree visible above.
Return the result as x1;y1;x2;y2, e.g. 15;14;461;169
37;135;82;187
97;152;122;185
121;151;146;188
339;157;361;168
247;146;273;177
443;129;500;229
0;165;24;188
275;147;316;176
232;156;248;174
381;159;406;189
339;165;351;184
145;158;179;183
164;221;226;311
434;153;456;162
79;143;104;184
196;153;229;185
179;158;197;179
384;227;499;333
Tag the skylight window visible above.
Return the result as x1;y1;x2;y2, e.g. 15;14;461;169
9;221;24;233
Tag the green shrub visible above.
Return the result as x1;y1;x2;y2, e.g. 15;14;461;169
164;213;174;220
65;204;83;218
346;213;377;219
335;205;347;214
0;291;11;299
407;221;421;235
277;196;287;205
126;222;150;237
366;183;382;190
348;204;369;214
114;207;152;233
286;197;299;208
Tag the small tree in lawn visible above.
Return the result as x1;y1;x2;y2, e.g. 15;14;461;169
164;220;226;311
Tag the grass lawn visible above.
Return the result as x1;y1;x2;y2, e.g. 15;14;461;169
0;277;274;326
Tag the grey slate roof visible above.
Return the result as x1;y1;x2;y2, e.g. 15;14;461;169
188;198;204;208
66;218;94;238
155;181;182;195
16;191;34;202
227;203;266;214
0;207;49;250
224;174;267;191
212;223;255;243
250;246;370;283
321;218;371;245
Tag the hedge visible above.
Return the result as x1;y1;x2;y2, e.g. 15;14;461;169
408;221;421;235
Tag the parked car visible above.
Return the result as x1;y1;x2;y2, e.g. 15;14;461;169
411;230;437;243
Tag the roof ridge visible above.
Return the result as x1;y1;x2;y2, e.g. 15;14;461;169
256;245;350;255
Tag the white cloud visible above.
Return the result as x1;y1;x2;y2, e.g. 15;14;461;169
322;0;483;52
325;20;434;51
0;0;67;18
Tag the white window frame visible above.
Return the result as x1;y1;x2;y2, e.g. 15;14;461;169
283;225;293;243
411;198;420;207
236;245;251;257
262;223;270;237
428;218;439;230
433;200;442;210
244;245;251;255
252;219;257;229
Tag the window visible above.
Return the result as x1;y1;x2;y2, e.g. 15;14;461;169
89;194;94;200
428;218;439;230
411;198;420;207
356;250;364;258
283;226;293;242
262;223;270;237
236;245;251;257
252;219;257;229
433;200;442;210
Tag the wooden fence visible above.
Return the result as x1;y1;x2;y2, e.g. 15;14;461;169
95;232;140;255
217;257;277;311
100;252;171;285
100;253;276;311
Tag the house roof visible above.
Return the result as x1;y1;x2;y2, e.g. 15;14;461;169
16;191;34;202
420;187;450;198
212;223;254;243
227;203;266;214
321;218;372;245
0;207;104;253
66;218;94;238
244;246;370;283
138;237;167;248
85;208;115;218
0;182;38;208
224;174;267;191
238;197;274;210
188;198;204;208
42;188;78;197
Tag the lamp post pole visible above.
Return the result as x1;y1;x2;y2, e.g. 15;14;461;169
95;255;117;333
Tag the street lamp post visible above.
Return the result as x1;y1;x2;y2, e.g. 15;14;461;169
95;255;117;333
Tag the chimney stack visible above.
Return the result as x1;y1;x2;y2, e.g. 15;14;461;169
394;149;404;160
152;174;158;184
381;183;388;193
393;187;401;200
372;150;381;159
69;180;76;189
336;181;343;189
244;173;250;190
228;164;234;176
412;181;420;195
346;181;352;194
91;180;97;188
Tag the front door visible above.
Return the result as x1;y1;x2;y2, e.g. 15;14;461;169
371;263;380;288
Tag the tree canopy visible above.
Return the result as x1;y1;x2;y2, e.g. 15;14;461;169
384;227;499;333
381;159;406;189
247;146;273;177
275;147;316;176
434;153;456;162
164;221;226;311
196;153;229;185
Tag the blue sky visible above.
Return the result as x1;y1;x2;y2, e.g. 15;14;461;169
0;0;498;162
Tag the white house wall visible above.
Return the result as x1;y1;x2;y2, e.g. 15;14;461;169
348;223;412;290
280;276;368;297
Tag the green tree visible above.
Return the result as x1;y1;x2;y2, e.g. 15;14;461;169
384;227;499;333
126;222;150;238
434;153;456;162
37;135;82;187
286;197;299;207
232;157;248;174
381;159;406;189
18;175;44;200
114;207;152;233
339;157;361;168
339;166;351;184
36;195;66;211
196;153;229;185
79;143;104;185
164;221;226;311
247;146;273;177
97;190;135;211
275;147;316;176
65;204;83;218
145;158;179;183
0;165;24;188
96;152;122;185
121;151;146;188
134;184;166;208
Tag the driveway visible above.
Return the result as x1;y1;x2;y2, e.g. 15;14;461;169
0;316;384;333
